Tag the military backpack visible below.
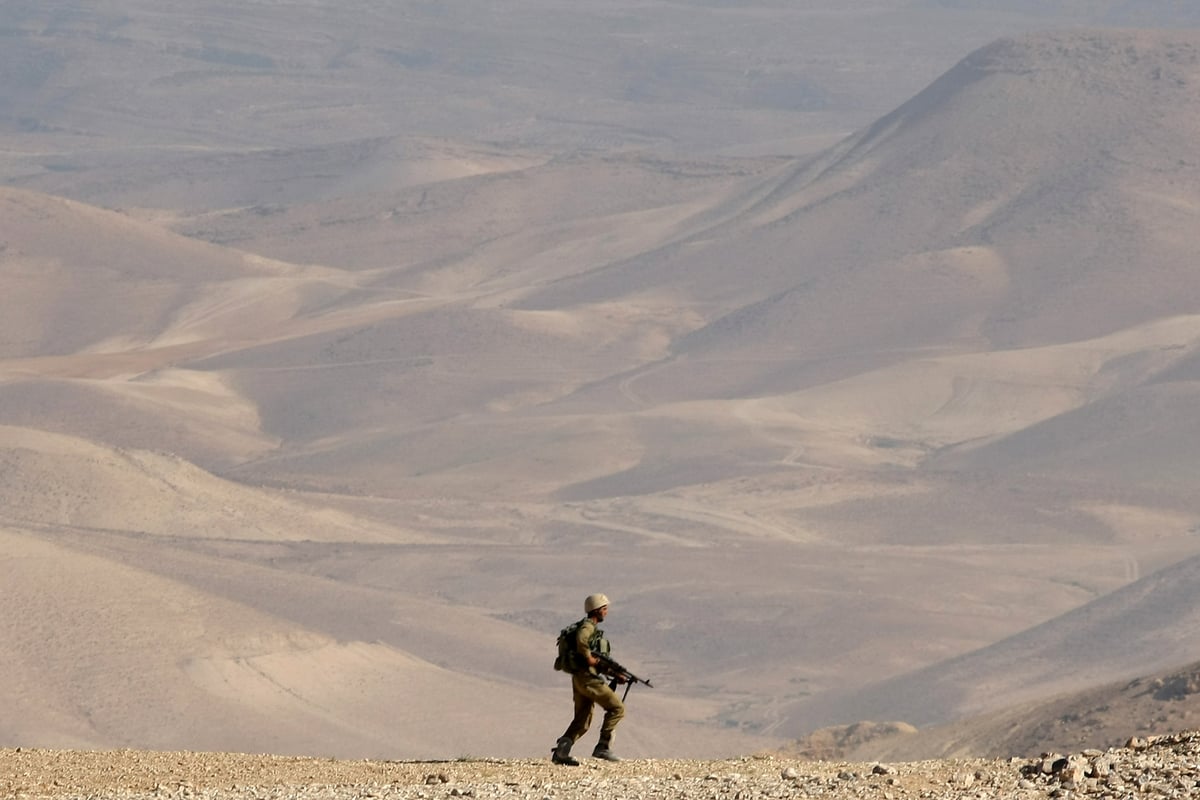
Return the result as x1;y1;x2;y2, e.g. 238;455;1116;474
554;617;610;672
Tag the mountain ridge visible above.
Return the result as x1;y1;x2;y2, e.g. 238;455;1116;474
4;19;1200;759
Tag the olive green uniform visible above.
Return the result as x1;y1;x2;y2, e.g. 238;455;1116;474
560;618;625;751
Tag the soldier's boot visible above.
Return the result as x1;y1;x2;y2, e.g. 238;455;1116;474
551;737;580;766
592;740;620;762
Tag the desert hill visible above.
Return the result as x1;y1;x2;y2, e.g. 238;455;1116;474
524;29;1200;372
776;549;1200;742
0;185;371;360
786;660;1200;763
0;186;291;358
4;11;1200;763
910;661;1200;760
173;29;1200;537
0;424;422;542
0;184;387;464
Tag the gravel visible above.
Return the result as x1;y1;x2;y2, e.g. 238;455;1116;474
6;730;1200;800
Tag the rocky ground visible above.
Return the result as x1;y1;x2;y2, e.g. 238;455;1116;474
5;731;1200;800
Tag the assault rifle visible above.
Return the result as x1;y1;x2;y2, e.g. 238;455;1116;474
592;650;654;701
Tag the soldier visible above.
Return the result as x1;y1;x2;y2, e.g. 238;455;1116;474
551;593;626;764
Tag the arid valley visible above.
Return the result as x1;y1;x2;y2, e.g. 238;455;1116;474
4;1;1200;771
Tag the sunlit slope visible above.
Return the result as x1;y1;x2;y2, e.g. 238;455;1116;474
194;31;1200;524
14;30;1199;505
0;524;543;757
1;187;281;357
0;425;420;542
4;26;1200;759
776;551;1200;741
0;520;765;758
233;303;1200;512
727;314;1200;476
520;30;1200;398
794;657;1200;763
0;186;362;359
1;185;408;465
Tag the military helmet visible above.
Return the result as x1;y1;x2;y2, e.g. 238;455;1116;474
584;593;610;613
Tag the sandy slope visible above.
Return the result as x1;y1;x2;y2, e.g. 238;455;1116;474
5;22;1200;761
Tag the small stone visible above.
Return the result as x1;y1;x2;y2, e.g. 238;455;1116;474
1060;763;1087;786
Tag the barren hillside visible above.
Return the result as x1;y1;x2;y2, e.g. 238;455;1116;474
826;660;1200;762
4;6;1200;762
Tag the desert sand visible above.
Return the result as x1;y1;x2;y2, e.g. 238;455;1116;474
3;4;1200;763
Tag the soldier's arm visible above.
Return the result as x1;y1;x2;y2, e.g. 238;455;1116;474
576;620;598;668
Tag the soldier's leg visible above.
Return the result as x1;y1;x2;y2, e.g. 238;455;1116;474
594;685;625;753
562;676;596;743
573;675;625;757
554;679;595;765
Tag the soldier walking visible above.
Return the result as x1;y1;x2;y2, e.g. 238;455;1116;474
551;593;625;764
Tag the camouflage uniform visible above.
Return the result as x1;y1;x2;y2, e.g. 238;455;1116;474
559;617;625;752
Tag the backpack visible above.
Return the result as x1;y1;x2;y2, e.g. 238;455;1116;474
554;618;610;672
